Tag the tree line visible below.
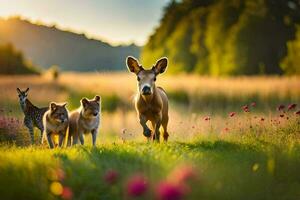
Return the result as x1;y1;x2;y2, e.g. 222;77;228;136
141;0;300;75
0;43;39;74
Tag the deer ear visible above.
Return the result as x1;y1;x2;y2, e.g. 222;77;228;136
81;98;89;107
126;56;143;74
94;95;101;103
50;102;57;111
25;88;29;93
17;88;21;94
152;57;168;75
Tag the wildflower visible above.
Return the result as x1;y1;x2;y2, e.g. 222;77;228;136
261;118;265;122
61;186;73;200
242;105;249;112
169;165;197;184
229;112;236;117
50;181;63;196
277;104;285;111
204;116;210;121
295;110;300;116
252;163;259;172
288;104;297;111
279;114;284;118
223;127;229;132
251;102;256;107
242;105;248;110
156;181;184;200
191;126;195;129
104;169;119;185
56;168;65;181
126;175;148;197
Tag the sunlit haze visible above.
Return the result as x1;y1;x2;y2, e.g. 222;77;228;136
0;0;170;46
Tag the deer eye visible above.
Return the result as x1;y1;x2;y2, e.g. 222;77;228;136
137;77;140;81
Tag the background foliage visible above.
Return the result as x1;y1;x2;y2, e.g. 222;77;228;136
141;0;300;75
0;43;39;74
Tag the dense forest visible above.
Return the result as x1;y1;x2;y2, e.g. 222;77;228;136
141;0;300;75
0;17;140;71
0;43;38;74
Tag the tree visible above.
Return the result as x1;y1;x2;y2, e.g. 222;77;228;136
141;0;300;76
0;43;39;74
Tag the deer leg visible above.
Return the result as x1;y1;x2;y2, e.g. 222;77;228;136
162;123;169;142
162;116;169;142
154;120;161;142
28;126;34;144
153;113;163;142
139;115;151;138
24;118;34;144
151;121;156;140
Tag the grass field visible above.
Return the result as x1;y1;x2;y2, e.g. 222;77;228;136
0;73;299;200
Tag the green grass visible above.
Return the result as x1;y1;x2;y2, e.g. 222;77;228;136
0;134;300;200
0;75;299;199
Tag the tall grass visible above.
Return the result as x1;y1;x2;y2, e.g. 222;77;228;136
0;73;299;140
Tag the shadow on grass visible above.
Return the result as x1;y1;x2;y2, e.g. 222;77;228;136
176;140;256;152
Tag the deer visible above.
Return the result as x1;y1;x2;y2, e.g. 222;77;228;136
16;87;48;144
126;56;169;142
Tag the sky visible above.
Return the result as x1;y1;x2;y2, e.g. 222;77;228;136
0;0;170;46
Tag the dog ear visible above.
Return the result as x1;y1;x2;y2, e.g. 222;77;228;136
94;95;101;103
50;102;57;111
62;102;67;107
126;56;143;74
152;57;168;75
16;88;21;94
81;98;89;107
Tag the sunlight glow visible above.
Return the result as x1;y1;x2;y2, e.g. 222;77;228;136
0;0;170;46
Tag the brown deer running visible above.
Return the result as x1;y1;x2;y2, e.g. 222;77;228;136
126;56;169;142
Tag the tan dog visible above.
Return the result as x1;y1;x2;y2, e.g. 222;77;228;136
68;95;101;146
126;56;169;142
43;102;69;149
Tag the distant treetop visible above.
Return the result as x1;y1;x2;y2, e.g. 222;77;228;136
0;43;39;75
141;0;300;75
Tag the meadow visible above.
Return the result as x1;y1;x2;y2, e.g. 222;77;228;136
0;73;299;200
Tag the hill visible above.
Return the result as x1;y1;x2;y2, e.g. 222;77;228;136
141;0;300;75
0;17;140;71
